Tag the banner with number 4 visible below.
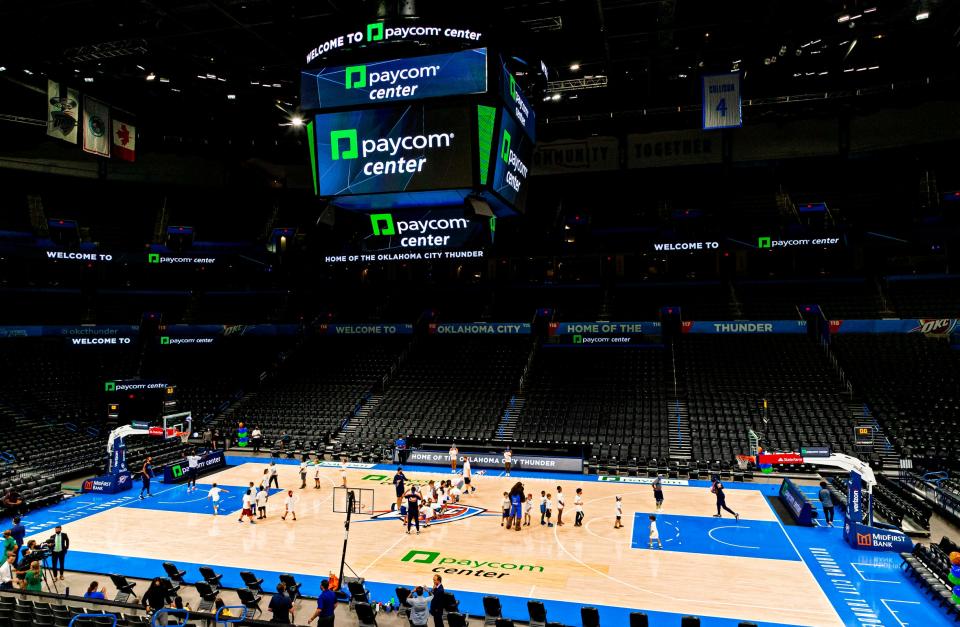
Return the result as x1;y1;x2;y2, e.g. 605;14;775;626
702;73;742;130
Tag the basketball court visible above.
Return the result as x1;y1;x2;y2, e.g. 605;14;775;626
12;458;947;626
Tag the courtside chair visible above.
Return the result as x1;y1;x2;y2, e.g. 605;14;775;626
239;571;264;593
395;587;411;620
162;563;187;585
279;574;302;600
528;600;547;627
108;574;137;603
482;596;502;625
158;577;180;599
346;580;369;611
447;613;469;627
738;623;759;627
494;620;514;627
236;588;262;618
681;617;701;627
354;602;377;627
580;606;600;627
194;582;217;612
198;566;223;590
628;612;648;627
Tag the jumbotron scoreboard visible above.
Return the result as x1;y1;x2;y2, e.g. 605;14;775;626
301;19;536;217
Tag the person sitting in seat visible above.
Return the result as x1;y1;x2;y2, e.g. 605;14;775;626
84;581;107;599
2;490;24;517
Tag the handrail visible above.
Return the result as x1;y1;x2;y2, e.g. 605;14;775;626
150;608;189;627
68;614;117;627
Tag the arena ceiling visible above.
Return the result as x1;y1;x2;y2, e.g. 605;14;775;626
0;0;957;144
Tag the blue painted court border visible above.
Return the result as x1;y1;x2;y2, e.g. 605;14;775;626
2;456;952;626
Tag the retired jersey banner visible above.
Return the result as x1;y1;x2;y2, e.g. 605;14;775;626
82;96;111;157
703;73;742;129
112;120;136;162
46;80;79;144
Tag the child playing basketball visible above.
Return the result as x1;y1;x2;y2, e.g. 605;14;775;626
207;483;226;516
648;514;662;549
313;459;322;489
614;495;623;529
339;458;348;488
255;485;268;519
574;488;584;526
281;490;297;521
239;489;256;524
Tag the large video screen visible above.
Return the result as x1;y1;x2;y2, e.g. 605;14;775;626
312;104;474;196
302;48;487;110
500;63;536;141
490;107;533;211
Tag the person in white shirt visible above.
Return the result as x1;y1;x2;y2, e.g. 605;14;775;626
648;514;662;549
448;444;458;473
313;459;322;489
259;469;270;495
574;488;584;526
523;493;533;527
207;483;226;516
423;500;436;526
339;459;348;488
500;492;511;527
186;452;201;491
299;458;309;489
614;495;623;529
0;554;15;590
251;427;263;453
239;489;256;524
503;448;513;477
268;461;280;489
255;486;268;519
555;485;566;526
281;490;297;521
544;493;554;527
462;457;475;493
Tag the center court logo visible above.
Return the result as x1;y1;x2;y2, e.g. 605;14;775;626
400;549;543;577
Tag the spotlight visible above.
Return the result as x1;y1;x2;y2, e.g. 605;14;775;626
569;63;580;71
915;10;929;20
291;116;303;126
145;73;156;81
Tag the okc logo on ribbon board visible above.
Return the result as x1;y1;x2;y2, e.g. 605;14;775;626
367;23;384;41
330;129;359;160
345;65;366;89
370;213;396;236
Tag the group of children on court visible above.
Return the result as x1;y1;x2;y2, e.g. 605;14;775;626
205;460;301;523
500;485;587;529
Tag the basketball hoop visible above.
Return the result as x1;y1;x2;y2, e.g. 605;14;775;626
176;431;190;444
735;454;754;471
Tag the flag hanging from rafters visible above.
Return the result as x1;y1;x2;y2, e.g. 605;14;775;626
46;80;79;144
112;119;136;162
82;96;111;157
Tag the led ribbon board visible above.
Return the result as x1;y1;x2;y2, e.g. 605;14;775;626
301;48;487;110
490;107;533;211
313;104;473;196
499;64;536;140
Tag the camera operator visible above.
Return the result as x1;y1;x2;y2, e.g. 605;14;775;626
18;540;41;570
46;525;68;581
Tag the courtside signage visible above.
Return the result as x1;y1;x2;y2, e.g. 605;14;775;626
551;321;660;336
400;549;543;578
681;320;807;334
404;449;582;472
302;48;487;110
429;323;531;335
317;323;414;335
500;64;535;140
306;23;484;63
598;475;689;486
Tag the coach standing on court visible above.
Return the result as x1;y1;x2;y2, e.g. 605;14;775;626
393;467;407;511
47;525;68;581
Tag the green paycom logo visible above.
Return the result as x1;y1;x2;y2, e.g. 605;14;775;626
104;381;116;392
345;65;366;89
330;129;359;160
367;22;384;41
160;336;170;345
509;73;517;100
370;213;396;236
148;253;160;264
171;464;183;478
573;334;583;344
400;549;543;577
361;474;389;482
500;130;512;163
758;236;772;249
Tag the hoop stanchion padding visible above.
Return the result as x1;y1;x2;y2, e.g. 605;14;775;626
215;606;248;624
151;609;189;627
69;614;118;627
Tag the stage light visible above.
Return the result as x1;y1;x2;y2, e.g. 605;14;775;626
569;63;580;71
145;73;156;81
227;94;236;100
837;14;850;23
0;67;6;72
84;77;94;83
291;115;303;126
915;11;929;20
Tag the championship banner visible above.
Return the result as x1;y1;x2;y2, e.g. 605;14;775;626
46;80;79;144
82;96;111;157
532;136;619;175
702;72;742;130
112;119;136;162
681;320;807;334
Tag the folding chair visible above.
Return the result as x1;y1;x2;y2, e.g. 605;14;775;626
483;596;502;625
194;582;217;612
681;617;701;627
198;566;223;590
354;602;377;627
279;574;301;601
527;600;547;627
162;563;187;585
581;606;600;627
629;612;648;627
108;574;137;603
447;612;469;627
236;588;262;618
239;571;263;594
347;580;368;611
395;587;411;620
